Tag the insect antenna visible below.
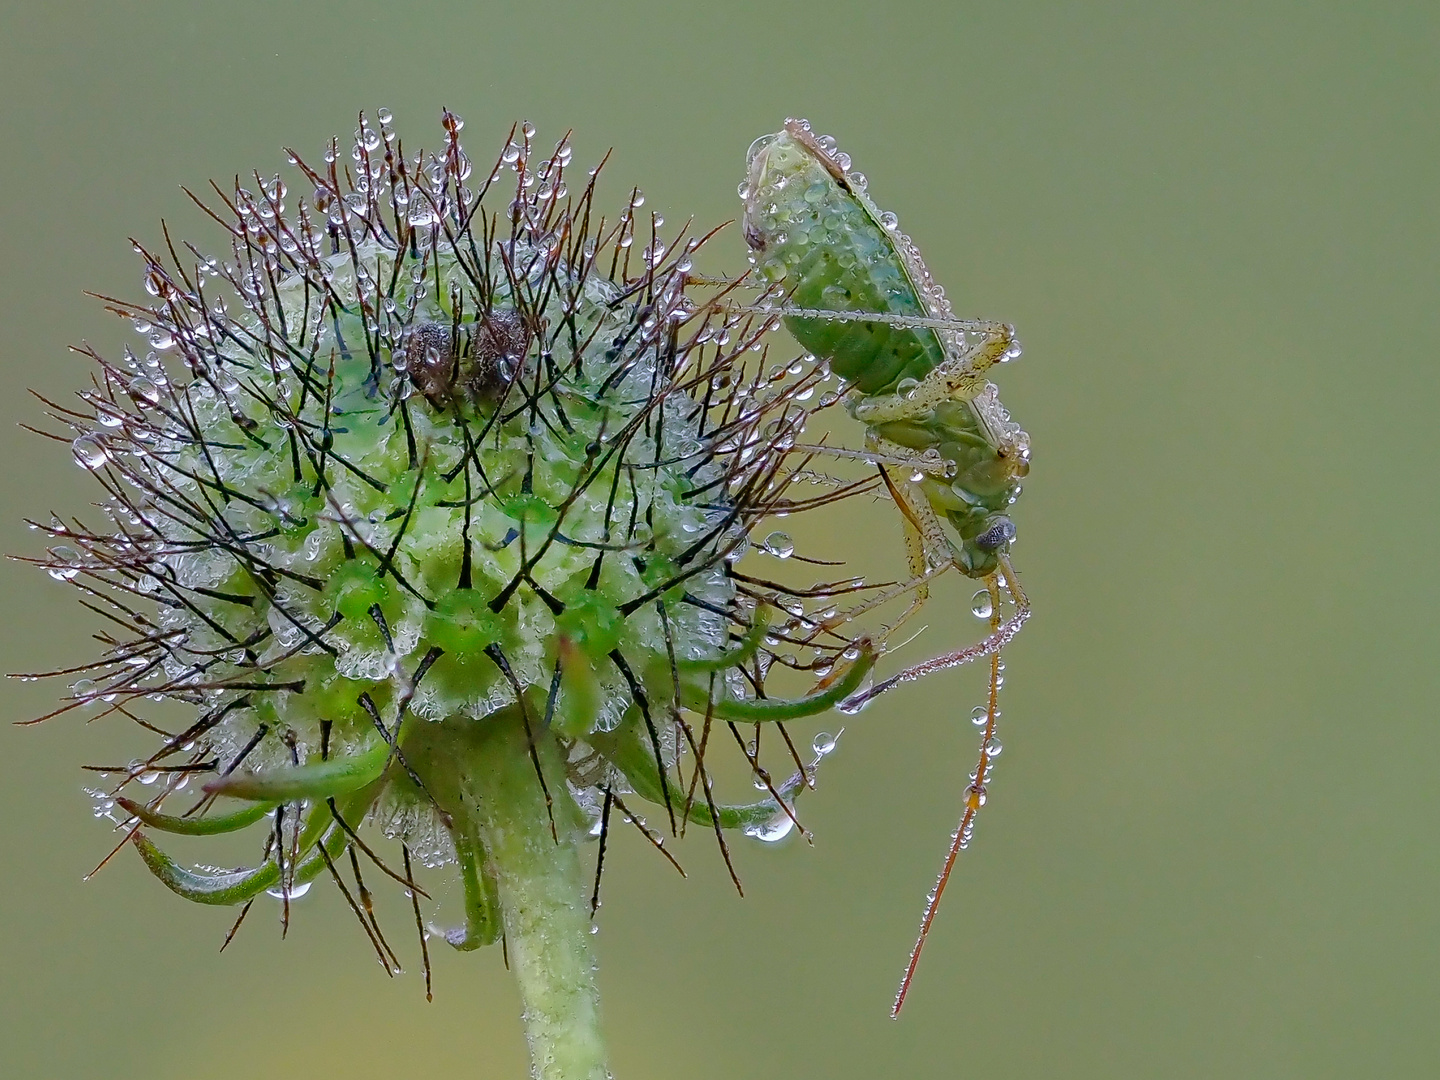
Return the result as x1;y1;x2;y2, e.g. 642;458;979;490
892;571;1007;1018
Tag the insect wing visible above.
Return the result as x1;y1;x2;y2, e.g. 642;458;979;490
741;120;968;393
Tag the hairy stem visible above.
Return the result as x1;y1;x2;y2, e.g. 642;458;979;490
405;706;608;1080
480;712;607;1080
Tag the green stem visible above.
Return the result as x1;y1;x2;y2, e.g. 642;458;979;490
480;713;607;1080
404;707;609;1080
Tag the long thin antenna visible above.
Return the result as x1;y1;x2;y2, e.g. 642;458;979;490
892;570;1007;1018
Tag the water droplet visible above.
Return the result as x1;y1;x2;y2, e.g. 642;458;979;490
812;731;837;756
744;810;796;844
125;376;159;405
72;435;108;470
761;531;794;559
971;706;989;727
265;881;313;900
984;739;1003;757
971;590;993;619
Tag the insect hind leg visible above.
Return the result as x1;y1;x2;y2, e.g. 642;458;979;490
729;301;1006;338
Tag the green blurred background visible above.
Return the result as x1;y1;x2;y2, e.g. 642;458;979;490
2;2;1436;1077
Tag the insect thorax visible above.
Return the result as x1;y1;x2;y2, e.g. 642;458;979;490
870;385;1027;575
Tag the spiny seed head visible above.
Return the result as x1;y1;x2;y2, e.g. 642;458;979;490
28;112;879;944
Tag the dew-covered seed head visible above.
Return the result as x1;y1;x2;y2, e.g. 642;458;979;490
28;113;884;956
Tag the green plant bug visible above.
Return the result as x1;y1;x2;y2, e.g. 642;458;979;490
736;119;1033;1015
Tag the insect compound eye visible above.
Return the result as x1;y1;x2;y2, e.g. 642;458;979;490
973;516;1017;552
401;322;459;401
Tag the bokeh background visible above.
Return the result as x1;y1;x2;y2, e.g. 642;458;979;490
2;2;1436;1077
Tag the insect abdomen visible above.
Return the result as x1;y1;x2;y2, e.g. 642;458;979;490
742;129;944;395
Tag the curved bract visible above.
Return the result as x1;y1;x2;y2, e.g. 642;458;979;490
131;786;378;905
675;641;876;723
116;798;274;836
588;707;801;831
204;740;391;802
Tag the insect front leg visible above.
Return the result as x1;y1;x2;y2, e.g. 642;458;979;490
784;441;957;479
812;560;947;638
806;435;964;639
887;497;934;644
867;436;979;636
